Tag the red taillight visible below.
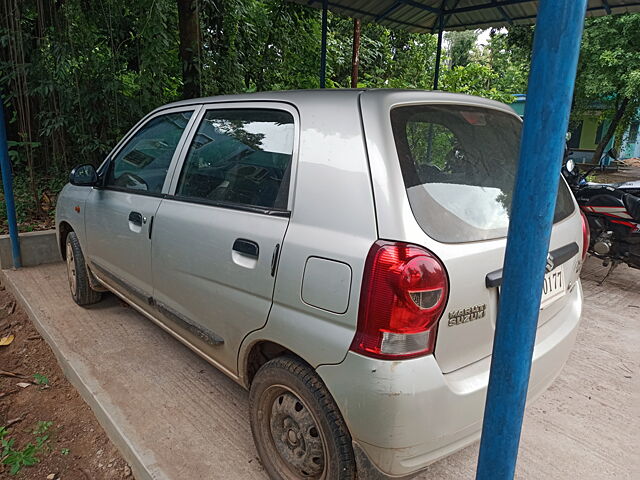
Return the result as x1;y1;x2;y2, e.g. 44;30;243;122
580;209;590;262
350;241;449;360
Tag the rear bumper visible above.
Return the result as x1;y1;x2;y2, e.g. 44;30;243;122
316;280;583;478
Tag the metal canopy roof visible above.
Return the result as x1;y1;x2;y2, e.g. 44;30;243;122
293;1;640;32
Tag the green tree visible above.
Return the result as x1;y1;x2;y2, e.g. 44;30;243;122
177;0;203;99
328;19;437;89
0;0;181;229
445;30;478;68
0;0;552;233
484;26;532;94
573;13;640;162
440;63;514;103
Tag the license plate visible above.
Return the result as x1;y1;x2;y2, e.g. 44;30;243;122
540;267;566;309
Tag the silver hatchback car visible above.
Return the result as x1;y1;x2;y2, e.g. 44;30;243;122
56;89;586;479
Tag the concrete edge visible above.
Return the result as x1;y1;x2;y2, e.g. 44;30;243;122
0;267;165;480
0;229;61;270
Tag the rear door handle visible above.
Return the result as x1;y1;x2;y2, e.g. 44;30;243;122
233;238;259;258
128;211;144;227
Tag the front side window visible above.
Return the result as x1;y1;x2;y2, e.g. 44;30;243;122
391;105;575;243
176;109;295;210
105;111;193;193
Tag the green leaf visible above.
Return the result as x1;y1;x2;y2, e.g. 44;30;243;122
33;373;50;386
33;421;52;435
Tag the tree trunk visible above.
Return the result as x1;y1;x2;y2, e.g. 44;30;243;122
177;0;202;99
592;96;629;163
350;18;361;88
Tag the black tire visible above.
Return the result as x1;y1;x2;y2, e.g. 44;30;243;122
249;356;356;480
65;231;102;306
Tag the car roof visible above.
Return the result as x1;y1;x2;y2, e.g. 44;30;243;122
156;89;516;117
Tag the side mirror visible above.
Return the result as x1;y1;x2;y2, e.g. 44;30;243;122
69;164;98;186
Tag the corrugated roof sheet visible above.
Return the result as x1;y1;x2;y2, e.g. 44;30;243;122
290;1;640;32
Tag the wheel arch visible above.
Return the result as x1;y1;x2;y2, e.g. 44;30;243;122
58;221;74;260
241;339;309;389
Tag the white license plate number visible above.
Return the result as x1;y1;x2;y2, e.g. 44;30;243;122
540;268;566;309
498;268;567;309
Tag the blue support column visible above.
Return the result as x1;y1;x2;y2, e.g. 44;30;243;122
475;1;587;479
0;99;22;269
320;0;328;88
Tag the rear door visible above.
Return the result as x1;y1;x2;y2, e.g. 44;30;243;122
361;92;582;373
84;107;198;305
151;103;297;373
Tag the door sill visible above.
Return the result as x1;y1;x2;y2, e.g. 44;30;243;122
91;270;243;387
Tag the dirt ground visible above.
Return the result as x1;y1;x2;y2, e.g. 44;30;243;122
0;284;133;479
592;163;640;184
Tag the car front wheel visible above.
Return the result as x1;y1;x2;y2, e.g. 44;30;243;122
249;356;356;480
65;231;102;306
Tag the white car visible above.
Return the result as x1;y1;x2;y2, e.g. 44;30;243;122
56;89;586;479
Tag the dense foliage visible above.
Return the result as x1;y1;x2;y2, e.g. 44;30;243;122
0;0;527;231
572;13;640;161
1;0;183;228
0;0;636;232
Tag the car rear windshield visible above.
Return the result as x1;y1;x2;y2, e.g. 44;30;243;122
391;104;575;243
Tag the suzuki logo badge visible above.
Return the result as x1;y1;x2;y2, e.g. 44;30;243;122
545;253;555;273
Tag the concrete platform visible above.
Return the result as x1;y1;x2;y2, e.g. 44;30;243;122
1;258;638;479
0;229;60;269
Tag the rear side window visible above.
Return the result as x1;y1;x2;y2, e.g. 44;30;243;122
105;111;193;193
391;105;575;243
176;109;294;210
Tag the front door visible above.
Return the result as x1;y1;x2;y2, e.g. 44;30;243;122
84;107;197;304
151;105;297;373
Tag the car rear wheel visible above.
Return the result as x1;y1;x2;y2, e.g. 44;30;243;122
65;231;102;306
249;356;356;480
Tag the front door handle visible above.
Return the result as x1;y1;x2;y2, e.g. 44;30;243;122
128;211;144;227
233;238;259;258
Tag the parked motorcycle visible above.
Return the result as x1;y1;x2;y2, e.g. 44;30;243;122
562;150;640;273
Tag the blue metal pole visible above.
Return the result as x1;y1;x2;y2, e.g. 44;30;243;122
320;0;328;88
0;99;21;269
475;1;587;479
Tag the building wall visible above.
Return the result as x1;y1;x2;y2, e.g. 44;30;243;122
510;96;638;161
578;116;603;151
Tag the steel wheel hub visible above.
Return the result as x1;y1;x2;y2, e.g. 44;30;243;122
269;390;325;478
66;241;76;294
